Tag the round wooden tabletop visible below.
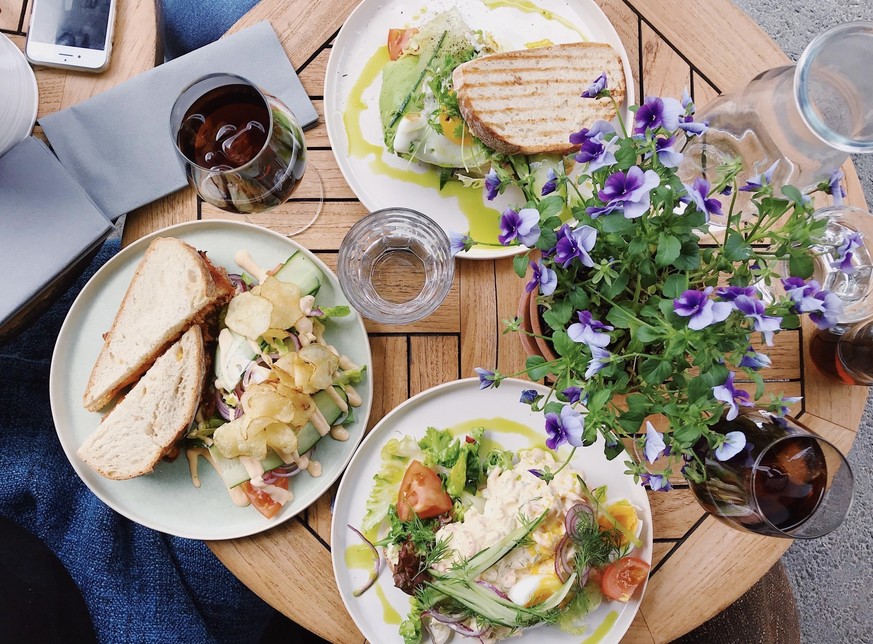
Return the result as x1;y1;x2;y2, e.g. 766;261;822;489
114;1;868;642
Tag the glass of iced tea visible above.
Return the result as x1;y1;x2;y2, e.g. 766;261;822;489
171;73;321;233
689;408;854;539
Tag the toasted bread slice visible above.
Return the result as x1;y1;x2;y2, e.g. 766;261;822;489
453;42;626;155
82;237;233;412
77;326;206;480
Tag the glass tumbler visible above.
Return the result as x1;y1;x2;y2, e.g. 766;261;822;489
690;408;854;539
171;73;323;233
682;22;873;193
337;208;454;324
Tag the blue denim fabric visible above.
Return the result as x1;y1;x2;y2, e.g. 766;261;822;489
160;0;260;59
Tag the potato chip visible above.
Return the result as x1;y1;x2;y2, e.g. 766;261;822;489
224;291;273;340
242;386;297;424
258;276;304;330
298;344;340;391
213;416;269;460
265;422;298;455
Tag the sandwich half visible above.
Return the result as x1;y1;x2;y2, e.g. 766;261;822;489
453;41;627;156
82;237;234;412
77;325;206;480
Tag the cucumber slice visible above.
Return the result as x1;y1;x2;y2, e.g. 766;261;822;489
272;251;322;295
212;385;350;488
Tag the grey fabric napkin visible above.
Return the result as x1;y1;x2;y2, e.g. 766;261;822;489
40;21;317;222
0;136;113;329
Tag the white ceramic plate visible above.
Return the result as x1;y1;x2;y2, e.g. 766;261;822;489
50;220;373;540
324;0;634;260
0;34;38;157
332;378;652;644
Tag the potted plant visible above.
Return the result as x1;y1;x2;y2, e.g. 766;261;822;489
451;76;850;487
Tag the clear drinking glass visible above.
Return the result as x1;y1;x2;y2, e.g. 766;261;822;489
681;22;873;193
171;73;323;235
337;208;454;324
690;408;854;539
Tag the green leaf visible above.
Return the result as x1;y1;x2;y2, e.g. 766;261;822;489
526;355;551;381
635;325;662;343
552;331;577;358
640;357;673;385
672;423;704;446
662;274;688;299
628;237;648;256
541;215;562;231
673;241;701;271
538;195;566;219
724;231;752;261
655;233;682;267
543;401;564;416
568;285;590;310
599;215;635;234
587;388;612;413
626;393;649;412
780;185;804;204
789;252;815;279
513;253;529;278
606;304;639;329
603;273;630;299
536;227;558;252
614;139;637;169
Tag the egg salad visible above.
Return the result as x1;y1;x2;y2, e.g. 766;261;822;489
352;427;649;644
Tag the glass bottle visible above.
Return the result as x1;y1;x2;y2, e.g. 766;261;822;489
681;22;873;193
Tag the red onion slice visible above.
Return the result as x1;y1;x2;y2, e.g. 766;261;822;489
564;502;594;540
422;610;466;625
348;524;381;597
214;389;241;421
475;580;510;600
554;535;575;583
444;622;487;638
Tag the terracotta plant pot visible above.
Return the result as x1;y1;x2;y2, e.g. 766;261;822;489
517;289;560;363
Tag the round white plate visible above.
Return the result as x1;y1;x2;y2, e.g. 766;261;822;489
50;220;374;540
332;378;653;644
324;0;634;260
0;34;38;157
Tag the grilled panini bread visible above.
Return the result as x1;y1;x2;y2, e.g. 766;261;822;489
78;326;206;480
82;237;234;412
453;41;626;155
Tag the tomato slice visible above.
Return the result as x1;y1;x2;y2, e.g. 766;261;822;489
387;28;418;61
240;476;289;519
397;460;453;522
601;556;650;602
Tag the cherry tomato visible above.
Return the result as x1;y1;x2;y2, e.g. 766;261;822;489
387;28;418;61
601;556;650;602
397;460;453;522
240;476;289;519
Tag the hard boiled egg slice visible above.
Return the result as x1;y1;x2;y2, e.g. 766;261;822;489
393;112;489;171
507;572;565;607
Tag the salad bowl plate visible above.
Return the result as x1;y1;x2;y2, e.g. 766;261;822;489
332;377;653;644
50;220;373;540
324;0;635;260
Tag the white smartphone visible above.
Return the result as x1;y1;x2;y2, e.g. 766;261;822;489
25;0;117;72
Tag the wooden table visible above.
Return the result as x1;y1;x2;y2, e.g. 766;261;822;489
19;0;866;641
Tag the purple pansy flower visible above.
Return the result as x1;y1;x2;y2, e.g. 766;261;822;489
644;421;667;464
541;168;559;196
739;346;772;370
571;120;616;171
484;168;500;201
681;88;694;111
586;166;661;219
734;295;783;345
782;277;824;313
569;120;614;145
554;224;597;268
581;72;608;98
561;386;582;404
449;231;471;256
519;389;539;404
568;310;614;348
827;168;846;206
498;207;540;247
642;472;673;492
739;160;779;192
633;96;684;134
715;431;747;461
584;346;612;379
545;405;585;450
526;260;557;296
716;285;758;302
777;395;803;416
831;231;863;274
809;291;844;330
712;372;753;421
678;118;708;136
682;177;723;220
654;136;683;168
720;185;733;196
474;367;497;390
673;286;733;330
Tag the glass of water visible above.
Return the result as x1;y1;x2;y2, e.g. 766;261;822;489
337;208;454;324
